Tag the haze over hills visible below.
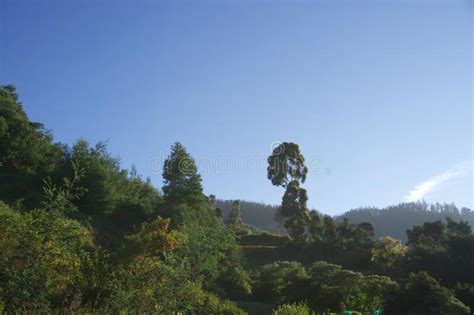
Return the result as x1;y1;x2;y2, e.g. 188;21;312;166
218;199;474;242
339;202;474;242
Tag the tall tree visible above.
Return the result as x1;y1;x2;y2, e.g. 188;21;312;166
277;180;310;241
227;200;244;233
159;143;251;298
308;210;323;241
267;142;308;188
267;142;310;240
162;142;203;203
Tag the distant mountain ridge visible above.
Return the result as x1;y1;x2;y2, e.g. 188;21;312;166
216;199;473;242
338;201;473;242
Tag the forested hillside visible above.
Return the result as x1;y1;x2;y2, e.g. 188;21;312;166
216;199;473;243
339;202;474;241
1;85;473;314
0;85;249;313
215;199;280;232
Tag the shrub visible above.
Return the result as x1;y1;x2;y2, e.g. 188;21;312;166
273;303;312;315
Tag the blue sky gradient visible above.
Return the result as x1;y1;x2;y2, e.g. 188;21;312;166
1;0;472;214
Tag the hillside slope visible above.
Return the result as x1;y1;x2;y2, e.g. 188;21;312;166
338;201;473;241
216;198;473;242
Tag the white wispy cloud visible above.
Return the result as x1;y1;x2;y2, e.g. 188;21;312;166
404;160;473;202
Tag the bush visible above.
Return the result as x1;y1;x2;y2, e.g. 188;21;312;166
0;202;91;312
273;303;312;315
254;261;308;303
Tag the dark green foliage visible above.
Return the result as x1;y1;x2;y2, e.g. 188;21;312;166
41;161;86;213
253;261;308;304
276;181;310;241
455;283;474;312
0;85;63;207
405;218;474;286
162;142;204;203
267;142;310;239
227;200;245;233
307;210;323;241
239;233;290;247
242;244;298;267
302;215;375;271
65;140;160;216
237;300;275;314
385;272;470;314
0;123;164;240
267;142;308;188
0;85;63;176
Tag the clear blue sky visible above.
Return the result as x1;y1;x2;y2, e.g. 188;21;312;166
1;0;472;214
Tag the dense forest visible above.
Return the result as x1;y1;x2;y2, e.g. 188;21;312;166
1;84;473;314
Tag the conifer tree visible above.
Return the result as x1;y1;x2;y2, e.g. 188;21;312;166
227;200;244;232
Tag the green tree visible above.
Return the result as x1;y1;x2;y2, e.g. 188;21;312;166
322;215;337;242
59;140;161;232
385;272;470;314
371;236;407;269
358;275;398;312
0;85;62;175
277;180;310;241
98;217;244;314
159;143;251;299
308;210;323;241
227;200;245;233
41;161;86;213
406;219;474;285
0;85;63;207
267;142;307;188
123;216;183;259
267;142;311;240
63;139;123;215
162;142;203;203
254;261;309;304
